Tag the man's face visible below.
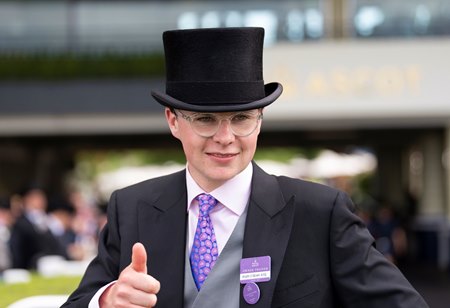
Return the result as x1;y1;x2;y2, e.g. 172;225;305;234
24;189;47;212
165;108;262;192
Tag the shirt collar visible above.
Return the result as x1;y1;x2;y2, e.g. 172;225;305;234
186;163;253;216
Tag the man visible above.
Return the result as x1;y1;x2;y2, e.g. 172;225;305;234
63;27;428;307
47;198;82;260
9;187;67;269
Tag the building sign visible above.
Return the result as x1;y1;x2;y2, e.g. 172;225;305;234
263;39;450;127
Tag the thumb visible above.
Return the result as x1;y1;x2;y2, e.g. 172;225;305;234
131;242;147;273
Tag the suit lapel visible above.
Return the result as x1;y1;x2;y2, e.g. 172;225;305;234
241;163;295;308
137;170;188;308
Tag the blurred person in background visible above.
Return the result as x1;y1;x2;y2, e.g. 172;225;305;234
47;197;85;261
96;201;108;232
63;28;428;308
9;186;68;269
8;193;24;219
369;203;408;264
69;190;102;260
0;196;13;273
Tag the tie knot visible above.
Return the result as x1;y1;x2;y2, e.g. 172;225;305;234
197;194;217;215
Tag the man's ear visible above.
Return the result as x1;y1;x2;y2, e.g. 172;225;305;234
165;108;180;138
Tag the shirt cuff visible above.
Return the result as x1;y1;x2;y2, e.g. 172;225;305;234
88;281;117;308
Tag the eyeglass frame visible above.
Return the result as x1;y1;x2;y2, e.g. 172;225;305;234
171;108;264;138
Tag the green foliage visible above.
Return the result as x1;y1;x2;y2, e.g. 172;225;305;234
0;274;81;307
0;53;165;80
74;149;186;181
254;147;320;162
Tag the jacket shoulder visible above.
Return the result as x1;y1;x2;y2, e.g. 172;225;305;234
277;175;343;202
111;168;186;202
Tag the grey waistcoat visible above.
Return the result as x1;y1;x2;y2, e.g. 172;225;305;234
184;209;248;308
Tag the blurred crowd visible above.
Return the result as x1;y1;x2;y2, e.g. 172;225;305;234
0;176;415;274
0;186;107;274
357;204;409;264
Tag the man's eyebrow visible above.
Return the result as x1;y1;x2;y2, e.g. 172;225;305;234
190;112;215;116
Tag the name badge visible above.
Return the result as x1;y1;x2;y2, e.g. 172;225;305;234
240;256;271;284
240;256;271;305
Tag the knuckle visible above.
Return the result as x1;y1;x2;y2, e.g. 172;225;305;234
149;294;158;307
146;277;160;293
115;288;129;300
154;280;161;293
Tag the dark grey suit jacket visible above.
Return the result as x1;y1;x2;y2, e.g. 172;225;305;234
62;162;428;307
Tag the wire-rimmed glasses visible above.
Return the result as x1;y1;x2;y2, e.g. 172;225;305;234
174;109;263;137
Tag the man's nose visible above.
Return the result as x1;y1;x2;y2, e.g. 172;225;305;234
213;119;235;142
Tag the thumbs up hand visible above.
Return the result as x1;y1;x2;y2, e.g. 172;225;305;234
99;243;161;307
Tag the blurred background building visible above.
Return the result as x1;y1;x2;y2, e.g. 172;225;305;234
0;0;449;305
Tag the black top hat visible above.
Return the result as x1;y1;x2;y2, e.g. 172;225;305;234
151;27;283;112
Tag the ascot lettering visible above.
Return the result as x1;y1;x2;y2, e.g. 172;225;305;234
272;65;422;99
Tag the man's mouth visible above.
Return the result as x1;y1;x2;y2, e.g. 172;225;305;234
208;153;236;158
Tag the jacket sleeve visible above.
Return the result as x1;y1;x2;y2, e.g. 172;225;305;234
61;191;122;307
329;191;429;308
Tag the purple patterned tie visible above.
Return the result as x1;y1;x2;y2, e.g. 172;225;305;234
190;194;219;290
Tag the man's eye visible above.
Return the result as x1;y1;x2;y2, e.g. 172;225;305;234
232;114;251;122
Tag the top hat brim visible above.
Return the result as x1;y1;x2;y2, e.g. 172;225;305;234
151;82;283;112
